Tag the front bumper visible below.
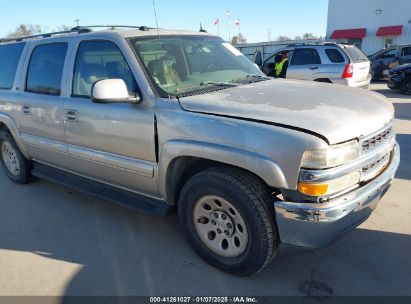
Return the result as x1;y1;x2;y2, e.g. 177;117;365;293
388;75;403;89
274;143;400;248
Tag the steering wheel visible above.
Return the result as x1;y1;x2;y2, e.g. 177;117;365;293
201;61;220;73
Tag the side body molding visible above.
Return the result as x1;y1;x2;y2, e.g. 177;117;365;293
0;113;29;157
158;139;288;204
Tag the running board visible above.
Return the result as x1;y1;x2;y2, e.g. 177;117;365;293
31;163;173;216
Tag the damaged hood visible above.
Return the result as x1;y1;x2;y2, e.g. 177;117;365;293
179;79;394;144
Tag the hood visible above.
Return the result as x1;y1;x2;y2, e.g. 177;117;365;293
390;63;411;74
179;79;394;144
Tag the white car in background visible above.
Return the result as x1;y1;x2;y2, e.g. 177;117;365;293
255;43;372;88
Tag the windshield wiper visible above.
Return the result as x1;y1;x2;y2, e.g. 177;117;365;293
246;74;270;80
234;74;270;83
200;81;238;87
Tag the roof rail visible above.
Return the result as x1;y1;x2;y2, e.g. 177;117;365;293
0;25;151;44
0;27;92;44
72;25;152;31
286;43;319;47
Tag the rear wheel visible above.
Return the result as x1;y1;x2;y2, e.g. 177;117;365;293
0;131;32;184
178;166;278;276
400;78;411;95
314;78;332;83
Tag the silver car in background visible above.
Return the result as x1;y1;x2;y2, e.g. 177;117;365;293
256;43;371;88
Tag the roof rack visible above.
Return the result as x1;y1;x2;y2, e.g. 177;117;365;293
0;25;151;44
0;27;92;43
285;42;337;47
72;25;152;31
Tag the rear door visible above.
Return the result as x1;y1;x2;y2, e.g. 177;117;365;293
286;48;322;80
17;41;70;167
343;46;371;81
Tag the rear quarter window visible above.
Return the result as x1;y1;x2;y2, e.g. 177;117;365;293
0;43;25;90
325;48;345;63
343;46;368;63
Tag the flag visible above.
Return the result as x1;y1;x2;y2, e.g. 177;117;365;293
235;19;240;26
214;18;220;25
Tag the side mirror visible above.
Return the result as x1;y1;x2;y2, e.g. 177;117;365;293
91;79;141;104
254;51;263;67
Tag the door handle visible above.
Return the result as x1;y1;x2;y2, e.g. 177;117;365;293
309;66;319;70
64;110;79;122
22;105;31;115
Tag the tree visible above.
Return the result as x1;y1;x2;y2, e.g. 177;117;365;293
7;24;43;38
302;33;316;39
231;33;247;45
276;35;291;41
58;25;72;31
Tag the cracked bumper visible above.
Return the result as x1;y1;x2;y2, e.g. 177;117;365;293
274;143;400;248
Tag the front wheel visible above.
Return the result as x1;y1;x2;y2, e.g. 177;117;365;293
0;131;33;184
178;166;278;276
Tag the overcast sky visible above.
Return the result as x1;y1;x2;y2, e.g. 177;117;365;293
0;0;329;42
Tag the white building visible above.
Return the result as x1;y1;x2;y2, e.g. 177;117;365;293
327;0;411;55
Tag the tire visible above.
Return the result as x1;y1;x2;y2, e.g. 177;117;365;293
400;78;411;95
314;78;332;83
0;131;33;184
178;166;279;276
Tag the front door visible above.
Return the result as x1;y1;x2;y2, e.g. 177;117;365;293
63;40;158;195
378;49;398;76
18;42;69;167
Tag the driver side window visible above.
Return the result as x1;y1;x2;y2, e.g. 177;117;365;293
72;40;137;98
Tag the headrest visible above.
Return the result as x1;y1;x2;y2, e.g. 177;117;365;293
81;64;108;84
148;59;171;77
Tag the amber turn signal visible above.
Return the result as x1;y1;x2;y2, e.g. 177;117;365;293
298;182;329;196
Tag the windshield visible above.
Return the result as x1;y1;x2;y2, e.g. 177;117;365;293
130;35;265;97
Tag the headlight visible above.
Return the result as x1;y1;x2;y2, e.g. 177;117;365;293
298;171;361;196
301;140;360;169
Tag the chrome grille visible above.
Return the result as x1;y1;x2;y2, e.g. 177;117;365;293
362;126;393;153
362;153;391;181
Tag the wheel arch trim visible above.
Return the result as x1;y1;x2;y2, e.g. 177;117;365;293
158;139;288;205
0;113;29;158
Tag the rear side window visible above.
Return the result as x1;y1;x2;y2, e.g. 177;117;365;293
325;49;345;63
290;48;321;65
0;43;25;90
402;47;411;56
343;46;368;62
26;43;68;95
72;40;137;97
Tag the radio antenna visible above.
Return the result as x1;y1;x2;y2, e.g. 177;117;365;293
152;0;160;37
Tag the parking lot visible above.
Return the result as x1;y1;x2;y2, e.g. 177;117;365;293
0;82;410;298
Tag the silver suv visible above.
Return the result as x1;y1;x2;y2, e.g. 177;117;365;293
0;26;399;276
256;43;372;88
